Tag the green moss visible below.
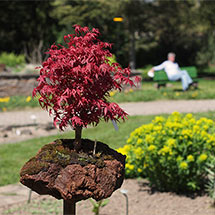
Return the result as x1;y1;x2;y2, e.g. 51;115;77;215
95;159;105;168
21;139;117;177
39;149;71;166
102;155;114;160
20;158;49;176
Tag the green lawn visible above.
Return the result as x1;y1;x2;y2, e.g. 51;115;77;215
1;112;215;187
1;79;215;112
110;79;215;103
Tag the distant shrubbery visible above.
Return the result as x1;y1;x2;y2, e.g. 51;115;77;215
137;65;153;81
118;112;215;193
0;52;25;67
201;66;215;76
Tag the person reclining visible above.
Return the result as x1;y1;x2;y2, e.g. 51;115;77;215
149;52;193;91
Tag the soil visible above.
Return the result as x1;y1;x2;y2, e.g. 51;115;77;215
1;179;214;215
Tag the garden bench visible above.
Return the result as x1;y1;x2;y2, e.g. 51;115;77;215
153;66;199;89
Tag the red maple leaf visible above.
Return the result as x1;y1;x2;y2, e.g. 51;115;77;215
33;25;138;132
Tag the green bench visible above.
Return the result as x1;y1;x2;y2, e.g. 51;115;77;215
153;66;199;89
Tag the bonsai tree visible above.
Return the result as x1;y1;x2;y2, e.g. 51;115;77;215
21;25;140;215
33;25;138;151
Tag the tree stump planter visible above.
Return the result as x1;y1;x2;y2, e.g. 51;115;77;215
20;139;126;213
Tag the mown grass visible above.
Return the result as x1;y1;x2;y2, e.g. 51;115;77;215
110;79;215;103
1;112;215;187
0;79;215;112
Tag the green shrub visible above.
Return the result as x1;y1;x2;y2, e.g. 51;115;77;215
202;66;215;75
0;52;25;67
106;54;118;66
137;65;153;81
118;112;215;192
205;156;215;206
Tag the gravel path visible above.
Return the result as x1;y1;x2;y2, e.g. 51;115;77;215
1;99;215;127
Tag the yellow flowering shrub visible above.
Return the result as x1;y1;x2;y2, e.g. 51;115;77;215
118;112;215;192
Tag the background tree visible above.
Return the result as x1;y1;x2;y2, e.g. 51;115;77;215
1;0;215;71
0;1;59;64
195;1;215;68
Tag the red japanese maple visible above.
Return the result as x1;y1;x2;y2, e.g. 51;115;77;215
33;25;137;150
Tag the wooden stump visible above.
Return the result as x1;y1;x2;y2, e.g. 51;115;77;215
20;139;126;211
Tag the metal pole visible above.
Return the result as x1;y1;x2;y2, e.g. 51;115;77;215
120;189;129;215
63;200;76;215
27;189;32;203
124;193;128;215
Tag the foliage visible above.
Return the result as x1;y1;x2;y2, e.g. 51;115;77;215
118;112;215;192
195;1;215;68
33;25;136;131
138;65;153;81
0;1;60;64
106;54;118;66
205;156;215;206
51;0;123;58
196;33;215;68
201;66;215;76
2;0;215;68
89;198;109;215
0;52;25;67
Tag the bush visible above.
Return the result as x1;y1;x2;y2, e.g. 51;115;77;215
106;54;118;66
0;52;25;67
137;65;153;81
118;112;215;192
201;66;215;76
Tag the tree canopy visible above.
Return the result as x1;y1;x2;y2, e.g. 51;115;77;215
1;0;215;69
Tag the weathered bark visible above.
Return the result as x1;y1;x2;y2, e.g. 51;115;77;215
20;139;126;202
74;126;82;151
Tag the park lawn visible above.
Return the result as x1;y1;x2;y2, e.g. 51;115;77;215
1;79;215;112
110;79;215;103
1;112;215;187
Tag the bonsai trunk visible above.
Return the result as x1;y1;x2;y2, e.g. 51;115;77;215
64;200;76;215
74;126;82;151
